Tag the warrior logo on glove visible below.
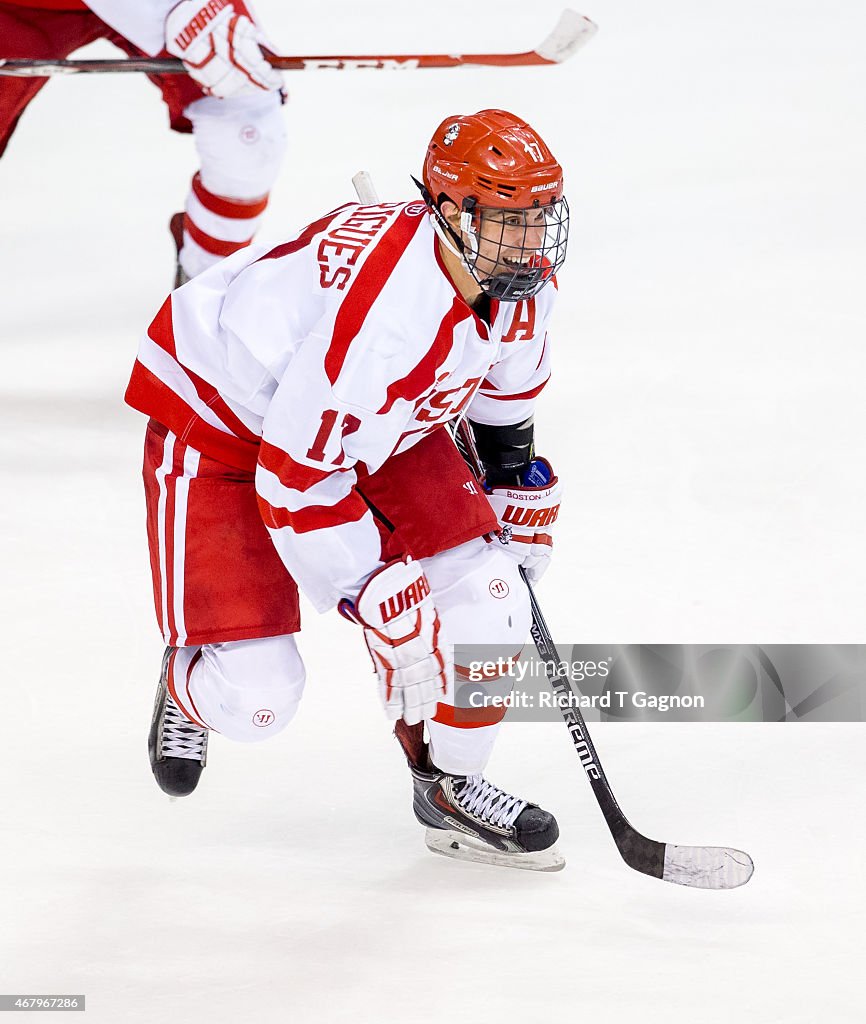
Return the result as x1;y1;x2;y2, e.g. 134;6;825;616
165;0;283;98
380;574;432;624
486;459;562;584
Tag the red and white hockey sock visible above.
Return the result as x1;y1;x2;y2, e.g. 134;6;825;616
180;171;269;277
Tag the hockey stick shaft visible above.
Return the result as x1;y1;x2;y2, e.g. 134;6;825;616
0;10;596;77
517;567;663;870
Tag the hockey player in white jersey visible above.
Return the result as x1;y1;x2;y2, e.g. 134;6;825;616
126;108;569;870
0;0;286;282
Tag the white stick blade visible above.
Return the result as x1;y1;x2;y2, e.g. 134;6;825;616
535;10;599;63
663;844;755;889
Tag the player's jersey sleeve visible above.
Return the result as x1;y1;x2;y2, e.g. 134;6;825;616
467;289;556;426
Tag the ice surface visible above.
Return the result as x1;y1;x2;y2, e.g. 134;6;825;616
1;1;865;1021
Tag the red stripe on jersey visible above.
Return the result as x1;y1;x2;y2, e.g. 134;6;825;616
257;490;369;535
145;298;261;445
479;375;550;401
258;440;347;492
260;206;352;262
185;216;251;258
377;298;469;414
534;333;548;371
325;208;427;385
126;363;259;472
191;172;268;219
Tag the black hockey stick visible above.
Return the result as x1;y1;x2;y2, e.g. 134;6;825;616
0;11;596;77
520;568;754;889
452;420;754;889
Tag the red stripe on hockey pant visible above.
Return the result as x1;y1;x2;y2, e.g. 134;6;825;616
259;206;353;262
191;172;269;219
325;208;427;385
163;437;188;645
432;702;507;729
184;216;253;258
143;427;170;634
256;490;369;534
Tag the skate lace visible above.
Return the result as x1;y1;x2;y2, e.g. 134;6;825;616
162;694;207;760
455;775;527;830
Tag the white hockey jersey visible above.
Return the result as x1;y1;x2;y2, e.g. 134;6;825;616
126;200;556;610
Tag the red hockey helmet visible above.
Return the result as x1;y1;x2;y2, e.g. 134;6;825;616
421;109;568;301
423;108;564;210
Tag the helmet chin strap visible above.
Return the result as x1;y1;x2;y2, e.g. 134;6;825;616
429;209;477;277
413;174;480;280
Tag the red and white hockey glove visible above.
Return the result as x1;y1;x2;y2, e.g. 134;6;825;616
165;0;283;98
339;557;448;727
486;458;562;583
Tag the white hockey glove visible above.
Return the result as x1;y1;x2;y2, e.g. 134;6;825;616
486;458;562;583
339;557;448;727
165;0;283;98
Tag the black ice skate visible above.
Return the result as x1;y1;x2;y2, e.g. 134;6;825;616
169;212;190;289
148;648;208;797
396;722;564;872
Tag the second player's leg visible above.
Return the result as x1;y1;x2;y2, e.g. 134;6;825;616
177;93;287;279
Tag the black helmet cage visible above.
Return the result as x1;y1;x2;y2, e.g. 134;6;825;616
458;196;570;302
412;177;568;303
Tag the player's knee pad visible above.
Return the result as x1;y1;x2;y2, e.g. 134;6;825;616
187;635;305;742
423;538;531;649
186;92;287;198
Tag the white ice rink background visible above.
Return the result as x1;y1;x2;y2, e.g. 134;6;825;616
1;1;864;1021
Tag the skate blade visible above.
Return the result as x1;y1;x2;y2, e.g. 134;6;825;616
425;828;565;873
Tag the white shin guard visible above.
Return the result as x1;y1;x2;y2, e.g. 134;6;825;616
423;539;531;776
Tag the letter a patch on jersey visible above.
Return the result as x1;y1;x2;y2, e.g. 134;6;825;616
502;300;537;343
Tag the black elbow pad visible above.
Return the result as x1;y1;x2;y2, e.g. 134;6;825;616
469;417;535;486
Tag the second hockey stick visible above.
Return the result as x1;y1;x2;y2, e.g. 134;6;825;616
0;10;596;77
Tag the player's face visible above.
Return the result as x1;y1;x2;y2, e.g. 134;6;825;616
471;207;548;279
